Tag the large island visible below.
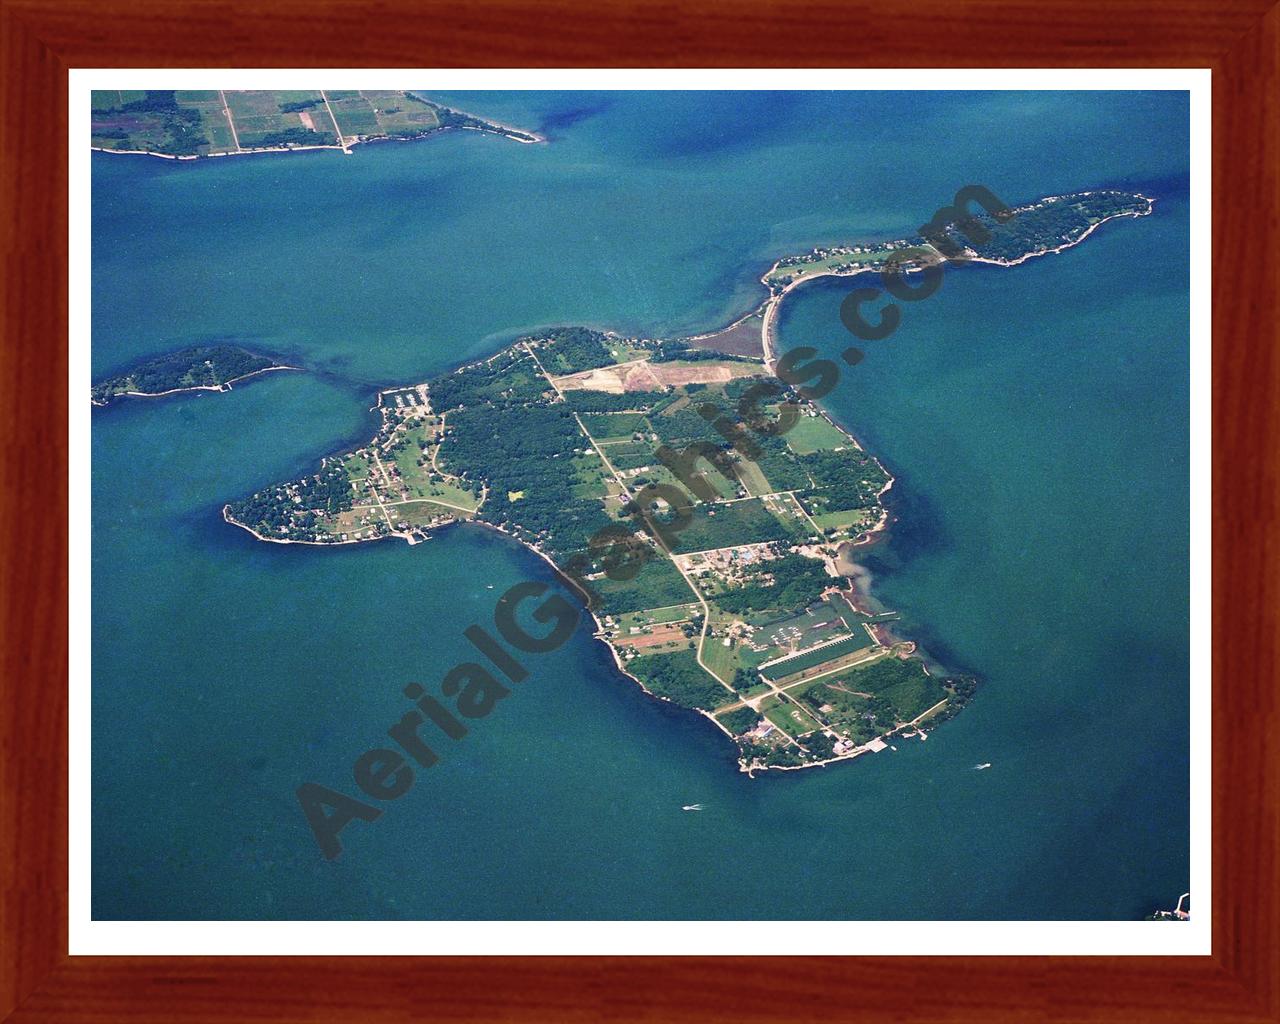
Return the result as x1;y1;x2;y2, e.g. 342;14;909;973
224;187;1152;773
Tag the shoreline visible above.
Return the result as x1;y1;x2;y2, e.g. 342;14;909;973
207;194;1159;773
220;347;917;776
91;363;300;407
91;108;544;164
685;195;1157;371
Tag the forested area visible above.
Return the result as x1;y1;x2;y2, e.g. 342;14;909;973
440;402;613;554
647;338;759;365
926;191;1149;263
711;552;833;617
563;390;666;414
224;461;353;540
628;650;735;712
90;90;210;156
799;449;888;513
239;126;336;148
428;349;548;410
531;327;616;375
718;706;763;735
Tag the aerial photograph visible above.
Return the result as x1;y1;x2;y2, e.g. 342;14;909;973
90;88;1191;922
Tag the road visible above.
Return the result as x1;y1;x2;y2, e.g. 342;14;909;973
218;91;242;152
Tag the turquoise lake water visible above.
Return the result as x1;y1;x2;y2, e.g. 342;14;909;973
92;91;1190;919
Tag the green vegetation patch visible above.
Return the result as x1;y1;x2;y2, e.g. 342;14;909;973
964;191;1151;262
665;499;795;555
92;345;279;403
90;90;213;156
429;348;548;410
601;441;661;471
562;390;668;415
581;412;650;440
761;633;872;681
531;327;616;376
799;449;889;515
796;656;945;740
712;553;834;619
627;650;734;712
785;415;851;455
582;556;696;615
717;705;764;735
761;695;823;737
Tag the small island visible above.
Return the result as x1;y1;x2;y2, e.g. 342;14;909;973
91;345;294;406
222;186;1150;774
90;90;542;160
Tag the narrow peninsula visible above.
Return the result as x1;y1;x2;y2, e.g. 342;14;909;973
91;345;295;406
223;187;1151;773
90;90;542;160
690;189;1154;360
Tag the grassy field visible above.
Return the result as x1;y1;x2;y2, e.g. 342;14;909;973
616;604;699;630
760;695;822;737
785;415;851;455
624;462;740;503
569;453;611;500
386;424;481;510
733;457;773;497
393;500;476;527
700;632;739;685
795;655;944;738
581;412;650;440
812;508;876;532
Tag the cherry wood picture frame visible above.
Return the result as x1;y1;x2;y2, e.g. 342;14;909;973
2;1;1276;1020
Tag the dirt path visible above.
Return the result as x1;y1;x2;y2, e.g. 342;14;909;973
219;91;242;153
524;342;738;700
319;90;351;153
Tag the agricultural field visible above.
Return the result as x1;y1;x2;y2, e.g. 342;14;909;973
91;89;523;159
223;90;338;148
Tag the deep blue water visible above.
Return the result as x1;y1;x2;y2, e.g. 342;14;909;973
92;90;1189;919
